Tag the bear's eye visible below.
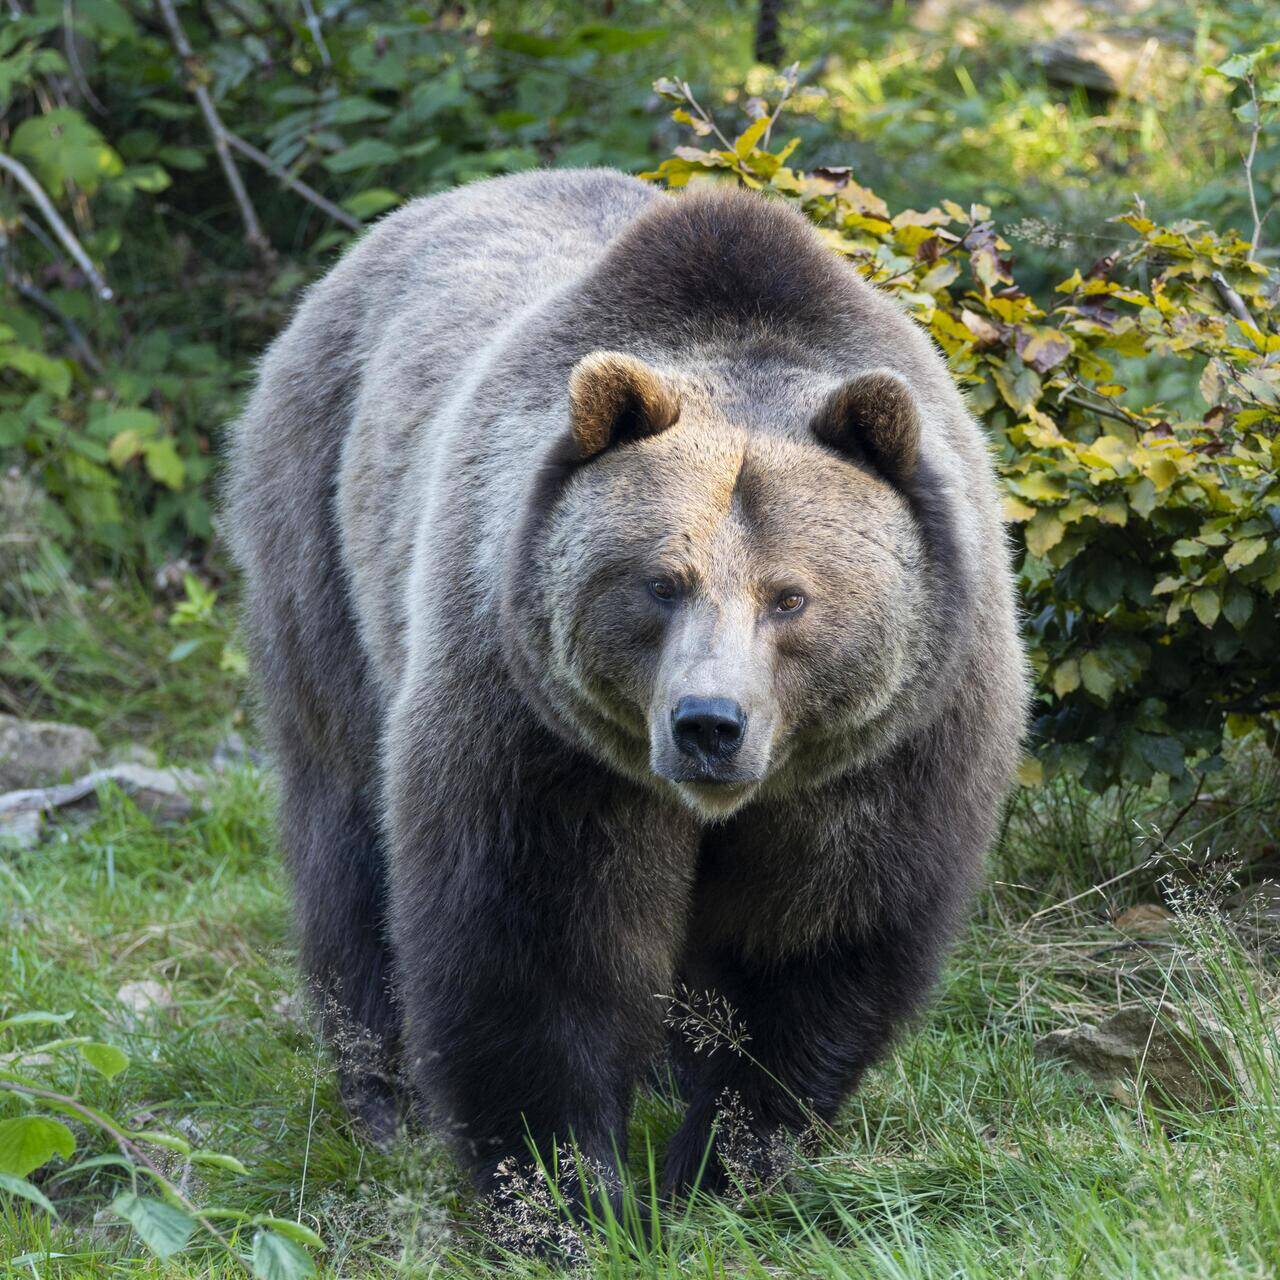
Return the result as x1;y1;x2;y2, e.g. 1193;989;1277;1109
647;577;679;603
775;592;806;615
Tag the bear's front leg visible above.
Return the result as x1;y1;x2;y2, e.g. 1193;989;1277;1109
385;704;698;1214
663;914;952;1199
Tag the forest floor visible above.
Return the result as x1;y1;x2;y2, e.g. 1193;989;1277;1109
3;721;1279;1278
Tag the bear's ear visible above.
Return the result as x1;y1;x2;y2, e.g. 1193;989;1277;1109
810;368;921;486
568;351;680;461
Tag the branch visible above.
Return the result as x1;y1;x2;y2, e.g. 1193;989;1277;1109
299;0;330;67
1209;270;1257;328
1061;390;1146;430
63;0;107;115
0;153;113;299
224;132;361;232
1242;75;1264;261
12;274;103;373
154;0;275;267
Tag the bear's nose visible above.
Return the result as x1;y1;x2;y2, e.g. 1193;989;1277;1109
672;696;746;762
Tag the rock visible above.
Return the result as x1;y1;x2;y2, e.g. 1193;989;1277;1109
210;731;267;773
1029;30;1166;98
105;742;161;770
0;763;207;829
1035;1002;1240;1110
1111;903;1175;936
116;979;176;1017
0;805;43;849
0;714;102;792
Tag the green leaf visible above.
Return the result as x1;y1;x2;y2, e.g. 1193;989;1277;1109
1191;587;1220;629
11;107;123;195
190;1150;249;1175
251;1217;324;1250
0;1012;73;1032
1134;732;1186;779
0;1171;59;1217
1079;652;1116;702
321;139;400;174
0;1117;75;1177
142;437;185;489
112;1193;195;1260
79;1042;128;1079
341;188;401;220
1223;536;1267;571
129;1131;190;1156
251;1229;316;1280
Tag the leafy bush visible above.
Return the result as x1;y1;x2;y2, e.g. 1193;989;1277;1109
0;1009;322;1277
644;59;1279;795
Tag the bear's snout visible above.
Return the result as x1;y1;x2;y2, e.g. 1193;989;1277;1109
671;696;746;765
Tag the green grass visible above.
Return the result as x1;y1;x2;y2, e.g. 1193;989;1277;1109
2;747;1278;1277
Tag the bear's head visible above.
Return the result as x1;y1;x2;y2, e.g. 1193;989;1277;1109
504;349;959;820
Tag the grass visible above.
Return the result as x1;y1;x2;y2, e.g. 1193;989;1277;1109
2;743;1278;1277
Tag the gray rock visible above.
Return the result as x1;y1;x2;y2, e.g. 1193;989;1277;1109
105;742;161;770
0;805;43;849
0;763;207;828
1035;1002;1240;1110
0;714;102;792
210;730;267;773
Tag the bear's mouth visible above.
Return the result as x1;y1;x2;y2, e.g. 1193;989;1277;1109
670;775;760;818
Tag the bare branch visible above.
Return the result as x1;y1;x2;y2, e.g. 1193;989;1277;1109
1242;75;1264;260
0;152;113;299
299;0;330;68
1210;270;1257;328
224;131;362;232
13;274;104;373
63;0;107;114
762;61;799;148
155;0;276;267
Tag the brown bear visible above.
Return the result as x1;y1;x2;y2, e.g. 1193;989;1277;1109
226;168;1027;1206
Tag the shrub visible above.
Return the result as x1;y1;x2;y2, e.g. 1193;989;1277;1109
644;62;1279;795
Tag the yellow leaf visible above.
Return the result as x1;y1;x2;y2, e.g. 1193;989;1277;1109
1015;757;1044;787
1006;472;1067;502
1002;495;1036;523
1096;500;1129;526
733;117;769;157
1053;659;1081;697
1143;457;1179;491
1025;510;1065;557
1079;434;1132;474
1223;536;1267;571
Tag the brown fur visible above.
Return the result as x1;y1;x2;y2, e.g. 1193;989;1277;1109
225;169;1028;1210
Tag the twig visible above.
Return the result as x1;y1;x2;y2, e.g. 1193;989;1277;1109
1242;75;1264;261
1161;772;1206;846
0;153;112;299
12;274;103;373
675;80;734;151
762;61;799;147
1061;390;1146;430
155;0;275;267
63;0;107;114
224;132;361;232
298;0;330;67
1209;271;1257;328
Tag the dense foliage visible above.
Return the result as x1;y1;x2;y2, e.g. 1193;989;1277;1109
0;5;1276;794
645;59;1279;796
